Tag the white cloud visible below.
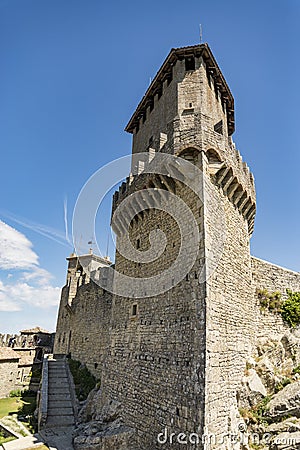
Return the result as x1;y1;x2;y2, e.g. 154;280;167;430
0;221;61;313
20;267;54;285
0;281;60;310
0;280;22;311
0;220;39;269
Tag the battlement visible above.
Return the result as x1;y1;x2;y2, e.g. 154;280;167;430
112;143;256;235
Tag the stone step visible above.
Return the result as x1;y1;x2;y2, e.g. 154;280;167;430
48;407;73;416
45;415;75;426
48;363;66;368
48;393;71;401
49;380;69;385
49;388;70;395
48;399;73;407
48;366;66;371
49;386;70;392
49;375;67;380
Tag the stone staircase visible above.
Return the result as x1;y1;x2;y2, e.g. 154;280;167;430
44;358;75;428
3;356;75;449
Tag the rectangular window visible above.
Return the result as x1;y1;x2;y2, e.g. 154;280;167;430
132;304;137;316
185;56;195;71
214;120;223;135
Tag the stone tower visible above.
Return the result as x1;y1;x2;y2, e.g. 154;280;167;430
98;43;257;448
55;43;260;449
54;252;112;377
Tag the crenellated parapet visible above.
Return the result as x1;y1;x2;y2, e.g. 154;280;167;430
112;142;256;237
205;140;256;235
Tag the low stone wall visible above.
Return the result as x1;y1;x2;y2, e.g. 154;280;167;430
252;256;300;341
38;354;49;430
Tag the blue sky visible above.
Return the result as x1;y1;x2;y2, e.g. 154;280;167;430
0;0;299;333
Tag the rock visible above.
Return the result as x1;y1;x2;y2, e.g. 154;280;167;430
238;368;267;408
267;381;300;420
245;369;267;397
266;417;300;433
73;420;137;450
269;431;300;449
101;400;122;423
256;355;279;392
281;332;300;366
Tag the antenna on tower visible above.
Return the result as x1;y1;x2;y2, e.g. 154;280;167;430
105;231;110;259
199;24;203;43
88;239;93;254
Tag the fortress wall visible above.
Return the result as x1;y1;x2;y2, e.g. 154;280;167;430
251;256;300;341
54;282;112;380
54;285;72;354
99;180;207;449
204;165;255;442
0;358;19;397
68;284;112;380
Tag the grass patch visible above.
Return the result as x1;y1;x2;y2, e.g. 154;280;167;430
0;433;15;445
0;393;37;433
68;359;97;401
239;396;272;425
292;365;300;375
274;377;292;393
18;395;37;433
0;397;20;418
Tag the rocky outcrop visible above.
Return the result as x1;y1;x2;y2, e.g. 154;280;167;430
267;381;300;420
73;389;137;450
73;421;136;450
237;333;300;449
269;431;300;449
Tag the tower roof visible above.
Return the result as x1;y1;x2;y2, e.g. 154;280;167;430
125;43;235;136
20;326;50;334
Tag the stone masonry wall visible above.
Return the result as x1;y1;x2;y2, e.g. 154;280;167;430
68;284;112;379
99;173;207;449
0;359;19;397
204;155;255;446
54;281;112;380
252;256;300;341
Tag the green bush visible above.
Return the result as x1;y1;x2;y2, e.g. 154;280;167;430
257;289;282;313
240;396;272;425
274;378;291;393
292;365;300;375
68;359;97;401
281;290;300;327
258;289;300;328
9;389;22;398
